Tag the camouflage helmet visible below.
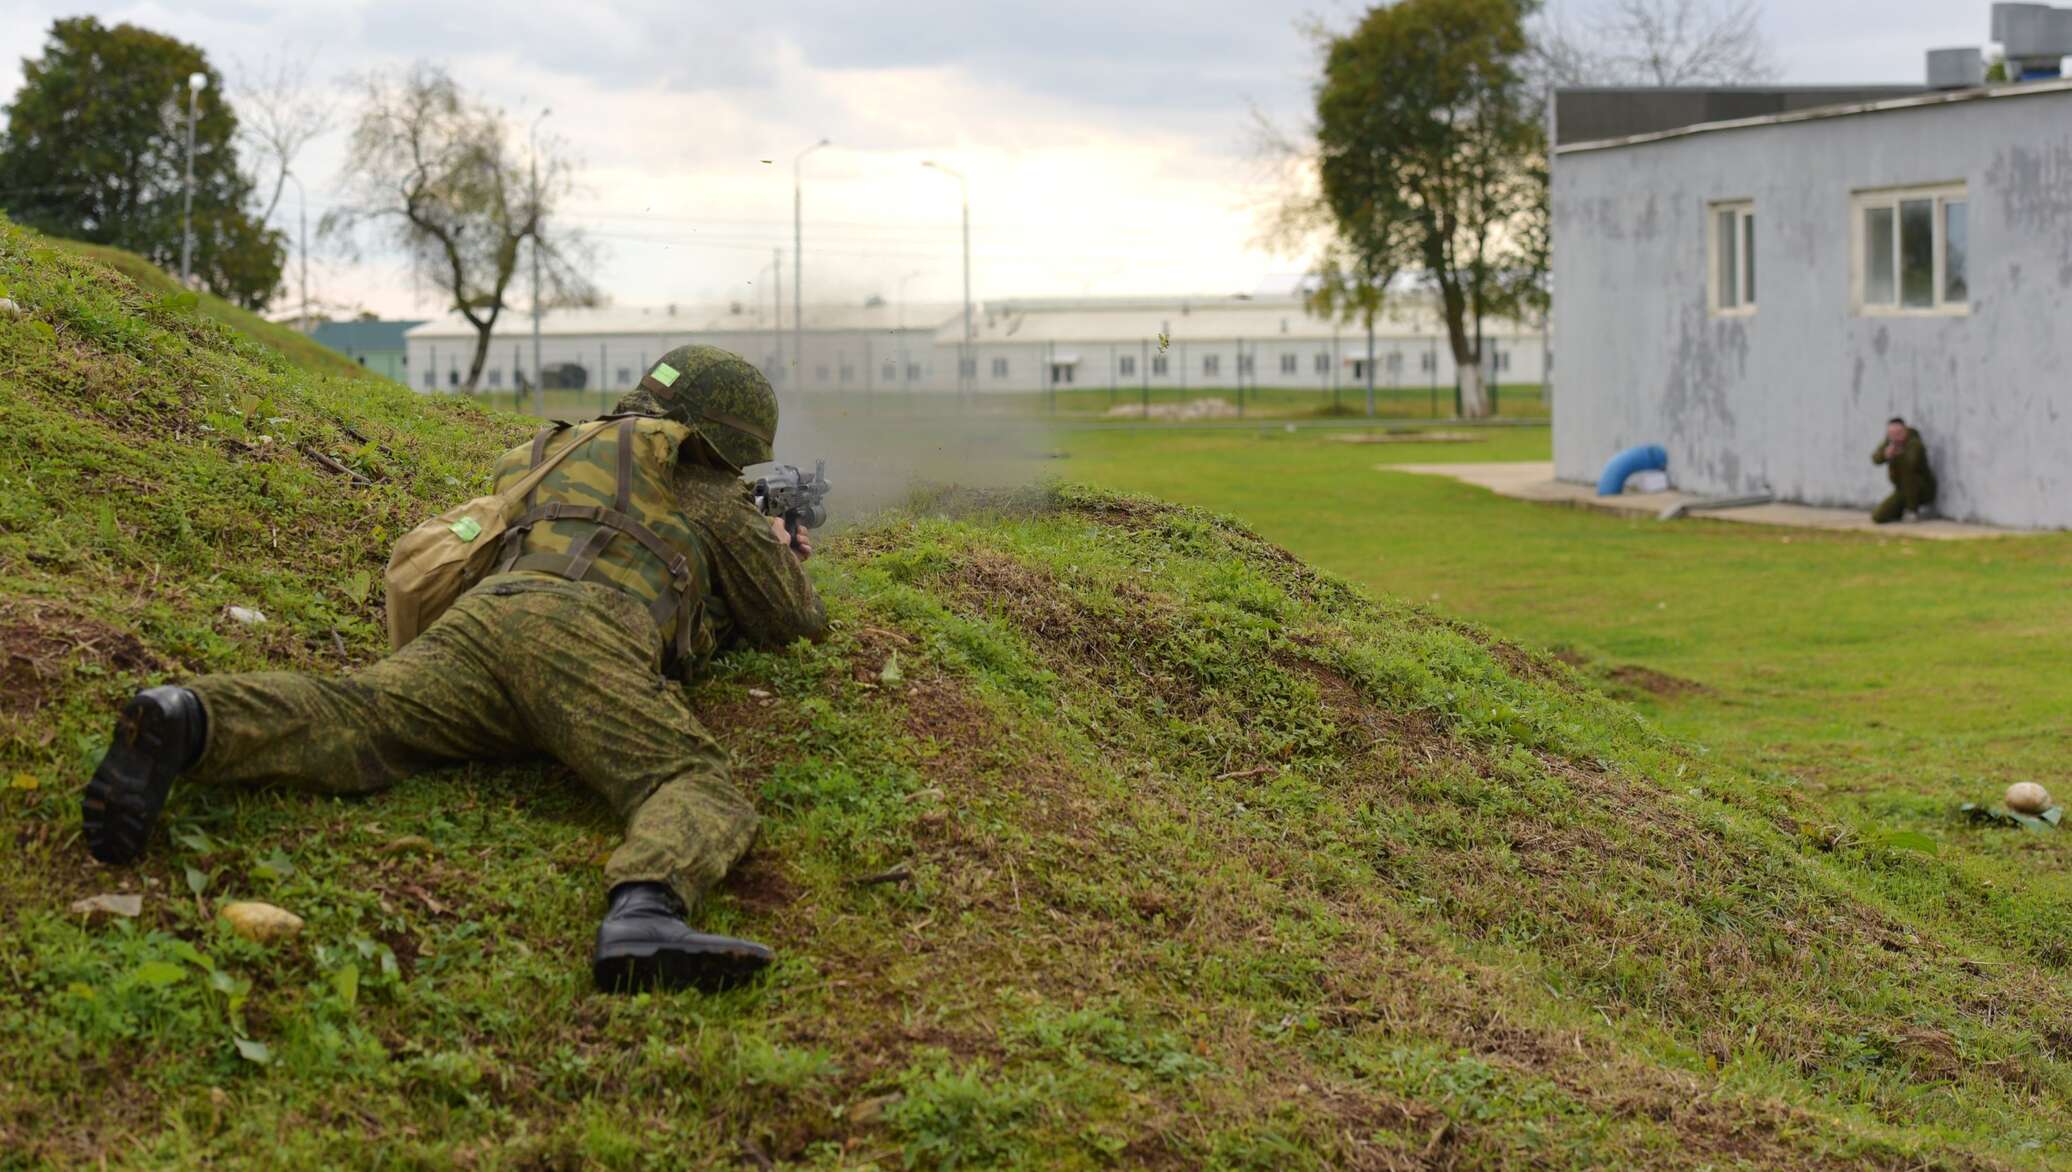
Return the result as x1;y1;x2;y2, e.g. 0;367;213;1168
614;345;776;470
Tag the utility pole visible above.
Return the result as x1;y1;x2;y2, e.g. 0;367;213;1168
180;71;206;286
285;170;309;331
530;108;552;414
794;139;830;392
921;161;972;404
772;247;783;382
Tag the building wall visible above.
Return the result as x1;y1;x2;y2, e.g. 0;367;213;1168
406;321;1546;399
405;329;950;395
1552;89;2072;528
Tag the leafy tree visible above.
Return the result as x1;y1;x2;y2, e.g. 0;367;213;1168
1313;0;1543;417
322;64;594;392
0;17;283;308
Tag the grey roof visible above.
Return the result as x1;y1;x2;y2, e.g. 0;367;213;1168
311;319;424;352
405;302;961;340
940;294;1540;346
1556;78;2072;155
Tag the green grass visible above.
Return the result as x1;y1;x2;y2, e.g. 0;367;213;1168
42;237;379;384
6;216;2072;1167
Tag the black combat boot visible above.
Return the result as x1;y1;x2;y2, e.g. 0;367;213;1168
592;881;774;994
82;685;207;865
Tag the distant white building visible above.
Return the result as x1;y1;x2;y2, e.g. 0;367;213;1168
403;294;1546;397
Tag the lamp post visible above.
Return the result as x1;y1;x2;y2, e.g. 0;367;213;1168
529;107;552;415
793;138;830;392
920;161;971;403
284;169;309;331
896;269;923;330
180;71;207;286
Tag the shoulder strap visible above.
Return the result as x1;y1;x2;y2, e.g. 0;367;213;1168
502;421;596;513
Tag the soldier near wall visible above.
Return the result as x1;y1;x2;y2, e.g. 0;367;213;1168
1872;416;1937;524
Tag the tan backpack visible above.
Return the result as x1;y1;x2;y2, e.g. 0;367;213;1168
382;419;603;649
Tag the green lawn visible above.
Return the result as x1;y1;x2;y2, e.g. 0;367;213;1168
12;214;2072;1166
1054;422;2072;877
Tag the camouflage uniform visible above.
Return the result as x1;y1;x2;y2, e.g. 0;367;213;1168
183;349;824;912
1871;427;1937;524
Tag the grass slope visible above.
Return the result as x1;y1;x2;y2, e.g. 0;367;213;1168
3;216;2070;1167
42;236;377;383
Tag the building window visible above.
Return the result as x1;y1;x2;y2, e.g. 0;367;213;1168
907;362;923;380
1386;352;1403;376
1236;353;1254;375
1314;352;1329;374
448;368;459;388
839;363;854;384
616;367;631;386
487;368;503;388
958;357;977;378
1855;185;1967;313
1118;354;1136;376
424;369;435;389
1278;353;1297;375
1420;350;1436;373
1202;354;1220;376
991;357;1008;378
1151;355;1169;376
1709;199;1755;313
881;360;897;382
815;364;830;382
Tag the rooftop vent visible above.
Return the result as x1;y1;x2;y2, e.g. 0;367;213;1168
1992;2;2072;79
1928;47;1986;88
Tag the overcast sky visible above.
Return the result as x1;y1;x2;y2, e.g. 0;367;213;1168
0;0;1996;319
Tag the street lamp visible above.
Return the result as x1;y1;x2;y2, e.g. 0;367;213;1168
284;169;309;332
793;138;830;392
180;71;207;286
530;107;552;414
896;269;924;330
921;160;972;403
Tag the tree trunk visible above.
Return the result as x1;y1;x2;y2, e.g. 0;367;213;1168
464;324;493;392
1458;359;1490;419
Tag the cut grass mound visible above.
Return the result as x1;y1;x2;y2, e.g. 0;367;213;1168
3;215;2070;1168
43;234;378;383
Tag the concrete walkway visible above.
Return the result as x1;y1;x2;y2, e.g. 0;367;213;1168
1388;462;2043;540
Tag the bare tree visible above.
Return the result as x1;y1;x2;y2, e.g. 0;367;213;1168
321;64;595;391
232;51;333;226
1535;0;1776;87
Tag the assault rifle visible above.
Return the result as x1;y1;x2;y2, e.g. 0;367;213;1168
752;460;831;553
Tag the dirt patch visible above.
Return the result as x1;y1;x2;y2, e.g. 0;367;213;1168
0;599;164;717
1606;664;1708;698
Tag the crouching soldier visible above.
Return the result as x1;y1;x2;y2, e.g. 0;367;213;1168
1872;416;1937;523
82;346;826;993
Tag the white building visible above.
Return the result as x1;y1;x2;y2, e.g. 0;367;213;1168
404;294;1545;399
949;295;1544;396
1552;79;2072;527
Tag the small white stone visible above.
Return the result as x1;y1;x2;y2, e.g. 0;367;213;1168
219;901;304;943
225;606;268;626
0;297;22;318
2006;781;2052;815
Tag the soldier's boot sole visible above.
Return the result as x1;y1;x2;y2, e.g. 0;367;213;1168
592;936;773;995
82;687;202;865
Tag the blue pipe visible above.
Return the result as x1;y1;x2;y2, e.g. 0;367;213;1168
1597;444;1668;496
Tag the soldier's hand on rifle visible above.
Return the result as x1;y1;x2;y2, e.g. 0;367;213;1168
768;516;812;562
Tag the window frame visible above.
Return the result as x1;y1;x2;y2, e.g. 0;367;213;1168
1851;183;1968;317
1707;199;1756;316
